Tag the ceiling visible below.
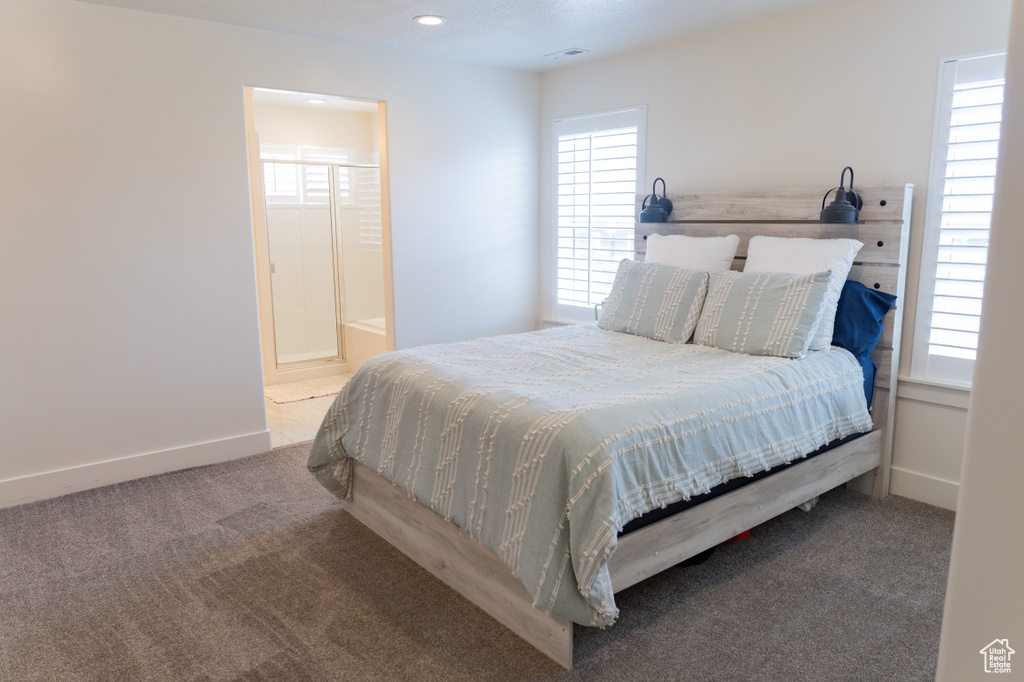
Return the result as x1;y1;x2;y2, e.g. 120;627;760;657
74;0;841;72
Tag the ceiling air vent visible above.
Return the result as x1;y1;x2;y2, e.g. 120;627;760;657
545;47;589;61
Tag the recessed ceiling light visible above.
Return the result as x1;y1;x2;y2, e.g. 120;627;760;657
306;98;327;104
414;15;446;26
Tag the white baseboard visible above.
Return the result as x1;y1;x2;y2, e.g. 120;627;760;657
889;466;960;511
0;430;273;509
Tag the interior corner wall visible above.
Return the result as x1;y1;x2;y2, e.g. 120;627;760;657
0;0;540;507
538;0;1012;509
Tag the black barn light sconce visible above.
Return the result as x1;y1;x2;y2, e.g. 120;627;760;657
820;166;863;223
639;178;673;222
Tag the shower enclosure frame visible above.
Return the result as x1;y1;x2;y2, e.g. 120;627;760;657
244;89;396;388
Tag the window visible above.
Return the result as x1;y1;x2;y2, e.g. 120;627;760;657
355;165;383;252
913;52;1006;385
259;144;351;206
260;145;299;201
259;145;381;254
553;107;645;321
301;147;350;204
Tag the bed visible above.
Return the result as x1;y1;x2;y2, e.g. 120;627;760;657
307;184;912;667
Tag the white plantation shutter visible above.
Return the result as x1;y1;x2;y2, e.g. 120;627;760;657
914;52;1006;385
260;145;299;203
301;148;350;204
553;107;645;320
356;166;383;251
259;145;353;205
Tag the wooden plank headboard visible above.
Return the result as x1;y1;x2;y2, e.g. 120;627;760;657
634;184;913;498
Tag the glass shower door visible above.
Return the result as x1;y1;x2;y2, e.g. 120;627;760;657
263;160;343;366
339;165;386;325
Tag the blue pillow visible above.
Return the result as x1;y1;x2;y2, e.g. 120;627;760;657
832;280;896;408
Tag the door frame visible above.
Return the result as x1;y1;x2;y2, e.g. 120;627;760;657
244;87;396;386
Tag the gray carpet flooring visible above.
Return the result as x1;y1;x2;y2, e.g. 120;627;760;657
0;442;954;681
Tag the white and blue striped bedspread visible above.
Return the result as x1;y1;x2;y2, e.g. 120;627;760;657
307;323;872;626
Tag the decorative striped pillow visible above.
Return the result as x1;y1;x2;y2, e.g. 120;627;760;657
599;260;710;343
694;270;831;358
743;236;863;351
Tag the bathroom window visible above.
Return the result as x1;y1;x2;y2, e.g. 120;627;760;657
301;147;351;204
259;144;352;206
261;145;299;202
356;167;383;252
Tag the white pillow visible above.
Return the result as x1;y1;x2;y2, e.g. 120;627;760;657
645;233;740;272
743;236;863;351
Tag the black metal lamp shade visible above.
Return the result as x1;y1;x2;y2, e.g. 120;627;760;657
639;178;673;222
820;166;863;223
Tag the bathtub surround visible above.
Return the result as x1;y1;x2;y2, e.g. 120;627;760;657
344;317;388;371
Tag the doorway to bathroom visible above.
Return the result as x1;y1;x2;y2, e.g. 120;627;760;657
244;87;393;390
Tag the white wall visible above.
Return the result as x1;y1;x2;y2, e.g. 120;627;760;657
937;1;1024;677
253;103;378;156
0;0;539;507
538;0;1011;509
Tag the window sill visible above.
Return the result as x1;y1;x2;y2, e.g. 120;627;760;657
896;375;971;410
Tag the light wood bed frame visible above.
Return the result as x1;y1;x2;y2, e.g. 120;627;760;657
340;184;913;668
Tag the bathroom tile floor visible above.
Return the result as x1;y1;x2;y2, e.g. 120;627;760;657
264;394;338;448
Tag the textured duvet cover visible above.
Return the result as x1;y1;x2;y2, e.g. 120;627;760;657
307;324;872;626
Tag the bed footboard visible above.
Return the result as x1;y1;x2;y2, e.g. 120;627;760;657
343;431;879;669
344;461;574;668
